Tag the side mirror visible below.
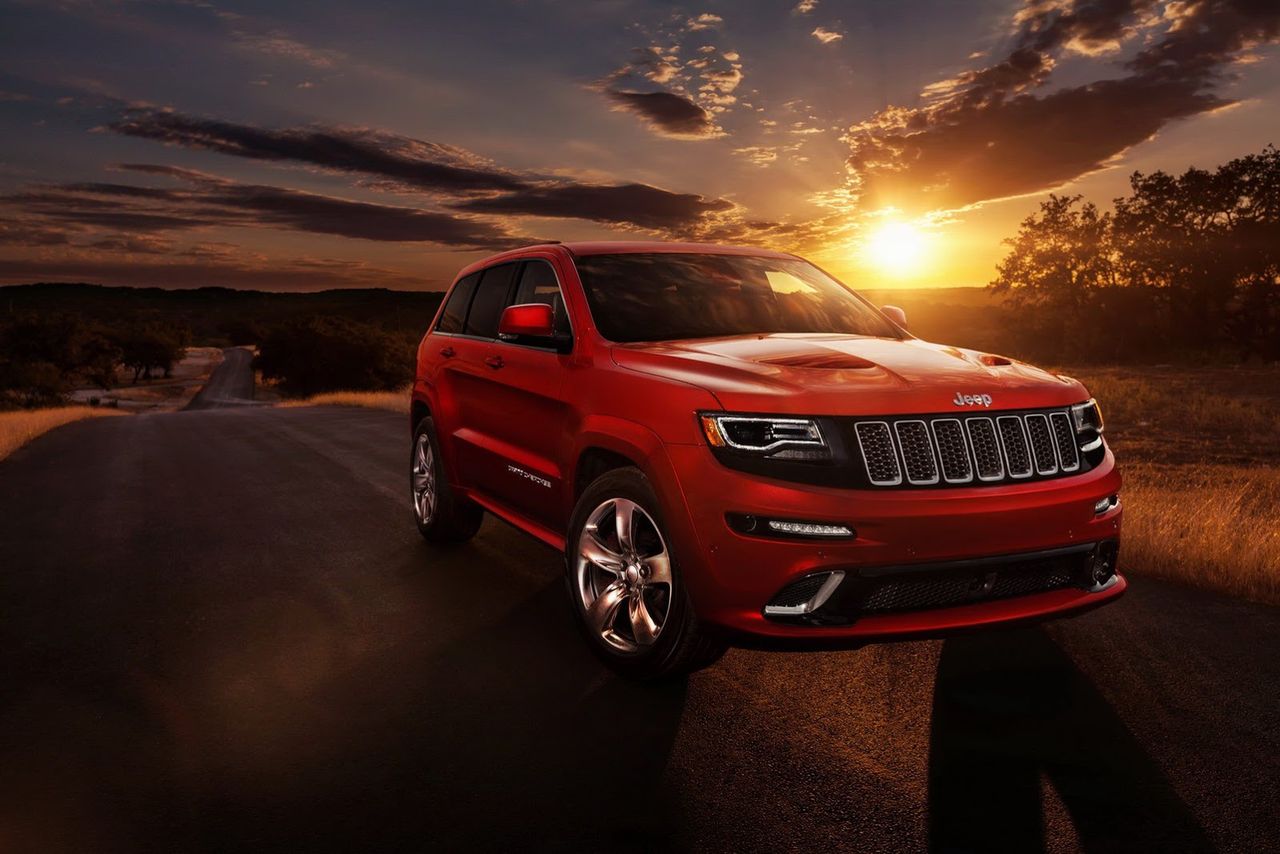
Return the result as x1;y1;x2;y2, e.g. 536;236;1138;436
881;304;908;329
498;303;556;339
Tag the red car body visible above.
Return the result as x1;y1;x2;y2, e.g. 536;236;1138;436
412;241;1124;645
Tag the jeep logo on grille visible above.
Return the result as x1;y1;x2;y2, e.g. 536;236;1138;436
953;392;993;407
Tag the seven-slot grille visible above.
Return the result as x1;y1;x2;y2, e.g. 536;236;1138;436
852;408;1081;488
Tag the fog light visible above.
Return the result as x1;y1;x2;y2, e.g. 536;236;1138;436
1093;494;1119;515
1090;542;1118;586
726;513;855;539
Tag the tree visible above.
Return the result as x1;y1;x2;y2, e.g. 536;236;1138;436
255;316;414;396
114;320;190;382
991;146;1280;362
990;195;1124;360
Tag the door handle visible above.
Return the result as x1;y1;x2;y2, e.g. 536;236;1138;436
440;346;456;358
484;355;505;370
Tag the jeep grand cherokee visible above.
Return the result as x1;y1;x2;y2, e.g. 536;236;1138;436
410;242;1123;678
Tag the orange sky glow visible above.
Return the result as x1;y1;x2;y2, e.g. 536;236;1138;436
0;0;1277;291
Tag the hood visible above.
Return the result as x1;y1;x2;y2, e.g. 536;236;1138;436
610;333;1087;416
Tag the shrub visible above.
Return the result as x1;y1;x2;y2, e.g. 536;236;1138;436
255;316;415;397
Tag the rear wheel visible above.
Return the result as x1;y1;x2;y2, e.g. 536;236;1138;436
566;467;726;679
411;416;483;543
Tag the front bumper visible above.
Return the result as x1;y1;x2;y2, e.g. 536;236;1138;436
662;443;1125;641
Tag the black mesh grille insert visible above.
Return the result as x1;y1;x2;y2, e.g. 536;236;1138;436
1025;414;1058;475
932;419;972;482
966;418;1004;481
895;420;938;484
998;416;1032;477
1051;412;1080;471
855;422;901;485
858;553;1082;614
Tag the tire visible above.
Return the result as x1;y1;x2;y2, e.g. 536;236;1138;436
565;467;727;679
411;416;483;543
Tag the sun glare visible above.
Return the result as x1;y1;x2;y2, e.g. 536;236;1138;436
865;221;929;277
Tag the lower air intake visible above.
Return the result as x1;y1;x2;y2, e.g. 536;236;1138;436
766;573;831;609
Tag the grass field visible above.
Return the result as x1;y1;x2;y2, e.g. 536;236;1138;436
1069;366;1280;605
0;406;129;462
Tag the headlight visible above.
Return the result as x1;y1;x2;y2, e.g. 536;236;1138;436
699;413;830;460
1071;398;1104;433
1071;398;1104;452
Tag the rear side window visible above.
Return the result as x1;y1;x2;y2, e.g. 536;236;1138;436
512;260;571;337
435;272;479;333
464;263;518;338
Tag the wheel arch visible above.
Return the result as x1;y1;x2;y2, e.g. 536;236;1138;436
410;394;431;433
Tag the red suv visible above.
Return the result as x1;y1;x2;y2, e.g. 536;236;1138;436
411;242;1124;677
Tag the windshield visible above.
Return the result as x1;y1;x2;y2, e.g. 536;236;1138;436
573;253;902;343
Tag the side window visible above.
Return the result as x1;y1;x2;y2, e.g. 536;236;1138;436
512;260;571;337
435;272;479;334
463;263;518;339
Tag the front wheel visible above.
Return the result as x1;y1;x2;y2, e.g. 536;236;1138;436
411;416;483;543
566;467;726;679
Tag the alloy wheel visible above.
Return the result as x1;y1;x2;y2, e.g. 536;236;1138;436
575;498;673;653
411;433;436;524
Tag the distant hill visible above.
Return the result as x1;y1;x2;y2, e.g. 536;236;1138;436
0;283;446;345
0;281;1023;356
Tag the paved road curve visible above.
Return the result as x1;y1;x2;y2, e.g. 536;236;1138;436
0;361;1277;851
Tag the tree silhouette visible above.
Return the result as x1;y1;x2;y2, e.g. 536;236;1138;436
993;145;1280;361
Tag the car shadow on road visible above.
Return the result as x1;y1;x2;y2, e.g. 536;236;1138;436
189;565;690;853
927;626;1211;853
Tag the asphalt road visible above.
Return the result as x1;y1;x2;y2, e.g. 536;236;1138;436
184;347;257;410
1;356;1277;852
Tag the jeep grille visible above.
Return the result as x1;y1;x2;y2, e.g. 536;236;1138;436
847;407;1086;488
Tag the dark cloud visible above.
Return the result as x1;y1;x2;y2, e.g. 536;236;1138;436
5;170;522;248
109;108;528;194
105;107;734;230
603;89;721;138
846;0;1280;213
453;181;733;231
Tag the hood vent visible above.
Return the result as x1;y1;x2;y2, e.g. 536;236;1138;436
759;352;876;370
979;354;1013;366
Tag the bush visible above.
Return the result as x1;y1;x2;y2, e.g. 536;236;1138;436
255;316;415;397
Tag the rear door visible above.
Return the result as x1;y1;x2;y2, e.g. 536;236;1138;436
467;259;573;529
433;263;518;493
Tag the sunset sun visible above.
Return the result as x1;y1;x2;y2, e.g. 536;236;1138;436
864;221;929;277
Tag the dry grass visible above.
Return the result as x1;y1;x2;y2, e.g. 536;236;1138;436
1121;463;1280;605
1066;365;1280;605
279;386;411;414
0;406;128;461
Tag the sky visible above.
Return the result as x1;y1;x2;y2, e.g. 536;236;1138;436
0;0;1277;292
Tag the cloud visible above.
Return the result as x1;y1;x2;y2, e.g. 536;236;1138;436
108;107;528;194
811;26;844;44
594;26;746;138
5;168;522;248
231;31;346;68
793;0;818;14
686;13;723;31
845;0;1280;214
602;89;722;138
106;107;735;230
451;182;734;231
